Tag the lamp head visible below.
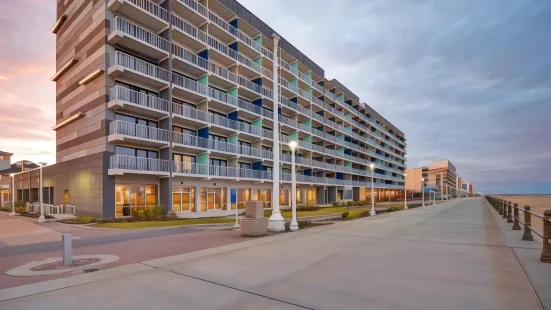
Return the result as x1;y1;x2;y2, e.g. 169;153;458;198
288;140;298;150
9;173;14;177
403;173;407;177
421;177;425;181
369;163;375;170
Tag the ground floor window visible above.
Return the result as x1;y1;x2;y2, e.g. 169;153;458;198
237;188;250;209
253;189;271;208
172;187;195;212
200;188;226;211
115;184;158;217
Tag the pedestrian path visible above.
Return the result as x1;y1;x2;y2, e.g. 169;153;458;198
0;198;544;310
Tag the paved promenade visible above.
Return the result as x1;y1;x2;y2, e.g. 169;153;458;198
0;198;544;309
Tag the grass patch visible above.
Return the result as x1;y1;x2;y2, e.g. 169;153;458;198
265;206;371;219
93;218;234;229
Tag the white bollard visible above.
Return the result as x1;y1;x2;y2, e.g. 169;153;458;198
62;233;72;265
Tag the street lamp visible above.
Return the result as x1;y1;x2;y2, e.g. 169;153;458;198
369;163;376;216
9;174;15;216
289;140;299;231
403;173;408;209
421;177;425;207
38;162;47;223
432;190;436;205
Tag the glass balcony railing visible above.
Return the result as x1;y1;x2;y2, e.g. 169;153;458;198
110;155;170;173
110;120;170;142
109;86;169;113
110;17;170;52
108;51;170;82
172;133;273;160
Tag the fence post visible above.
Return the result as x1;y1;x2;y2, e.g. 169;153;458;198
541;210;551;263
522;206;534;241
502;200;508;219
512;203;521;230
499;199;504;215
507;201;513;223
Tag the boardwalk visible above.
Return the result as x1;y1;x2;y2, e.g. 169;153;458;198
0;198;542;309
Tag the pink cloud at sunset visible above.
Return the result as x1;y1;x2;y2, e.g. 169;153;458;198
0;0;56;164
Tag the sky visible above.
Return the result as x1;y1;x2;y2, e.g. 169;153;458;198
1;0;550;194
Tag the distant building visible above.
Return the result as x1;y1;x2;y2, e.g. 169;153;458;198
0;153;43;205
407;159;464;198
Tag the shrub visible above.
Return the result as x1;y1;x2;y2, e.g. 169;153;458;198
285;220;314;231
131;206;165;219
297;205;320;212
342;211;349;219
386;204;403;213
75;216;96;223
264;209;272;218
332;202;341;208
359;210;372;218
167;210;178;220
15;201;26;208
15;206;26;214
346;201;353;207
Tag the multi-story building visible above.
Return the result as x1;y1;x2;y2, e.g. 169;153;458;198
0;151;14;205
407;160;459;198
41;0;407;217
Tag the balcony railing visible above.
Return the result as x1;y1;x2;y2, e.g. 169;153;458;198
109;86;169;112
172;43;209;69
126;0;169;22
176;0;208;18
209;87;238;106
172;73;208;96
209;61;237;83
109;51;170;82
171;14;208;44
110;120;170;142
237;98;262;116
173;163;272;180
172;103;209;122
208;113;262;137
172;133;273;160
110;155;170;173
110;17;170;52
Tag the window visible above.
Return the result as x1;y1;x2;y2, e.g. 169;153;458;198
173;98;196;109
115;113;158;127
262;145;272;152
209;134;227;143
115;81;158;97
282;168;291;174
263;166;273;173
209;158;227;167
172;186;195;212
173;154;196;172
239;119;251;125
282;150;291;155
239;162;252;170
209;109;227;117
115;184;158;217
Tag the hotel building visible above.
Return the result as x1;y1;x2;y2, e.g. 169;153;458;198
43;0;407;217
406;160;464;198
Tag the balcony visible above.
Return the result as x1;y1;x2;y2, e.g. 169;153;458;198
171;14;208;50
108;17;169;60
108;51;169;90
108;86;169;118
108;120;170;148
172;43;208;75
208;87;238;110
108;0;169;33
109;155;170;176
172;0;208;25
172;103;209;126
237;98;263;117
173;163;272;181
172;73;208;101
208;113;264;138
208;61;238;88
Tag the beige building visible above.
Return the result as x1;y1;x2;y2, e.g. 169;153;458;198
13;0;408;217
407;160;466;198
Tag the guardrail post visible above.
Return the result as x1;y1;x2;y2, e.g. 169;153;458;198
512;203;521;230
502;200;508;219
522;206;534;241
507;201;513;223
499;199;504;215
541;210;551;263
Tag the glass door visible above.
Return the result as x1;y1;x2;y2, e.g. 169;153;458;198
172;187;182;211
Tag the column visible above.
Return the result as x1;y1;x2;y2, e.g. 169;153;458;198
226;187;231;210
194;185;200;213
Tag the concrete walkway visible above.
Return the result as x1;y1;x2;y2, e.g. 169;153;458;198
0;213;63;247
0;198;544;310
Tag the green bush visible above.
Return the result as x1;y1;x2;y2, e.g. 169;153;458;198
346;201;353;207
75;216;96;223
342;211;349;219
15;201;26;208
285;220;314;231
332;201;341;208
15;206;26;214
264;209;272;218
386;204;404;213
359;210;372;218
167;210;178;220
131;206;165;219
296;205;320;212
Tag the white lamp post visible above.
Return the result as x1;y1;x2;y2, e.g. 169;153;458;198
432;190;436;205
403;173;408;209
38;163;46;223
421;177;425;207
289;140;299;231
9;174;16;216
369;163;376;216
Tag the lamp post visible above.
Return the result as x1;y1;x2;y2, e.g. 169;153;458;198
432;190;436;205
421;177;425;207
9;174;15;216
289;140;299;231
403;173;408;209
38;163;46;223
370;163;376;216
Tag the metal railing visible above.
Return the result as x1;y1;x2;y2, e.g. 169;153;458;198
172;73;208;95
110;154;170;173
126;0;169;22
209;87;238;106
110;17;169;52
109;86;169;112
172;43;209;69
173;163;272;180
176;0;208;18
172;102;209;122
110;120;170;142
109;51;169;82
171;14;208;44
486;196;550;263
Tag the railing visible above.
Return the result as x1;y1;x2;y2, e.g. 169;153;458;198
172;73;208;95
237;98;262;116
486;196;550;263
208;113;263;137
171;14;208;44
110;154;170;173
209;87;238;106
110;17;169;52
109;86;169;112
172;102;209;122
209;61;237;83
110;120;170;142
173;163;271;180
172;133;273;159
172;43;209;69
176;0;208;18
126;0;169;22
109;51;170;82
208;11;238;36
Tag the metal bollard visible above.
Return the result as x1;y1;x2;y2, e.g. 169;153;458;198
522;206;534;241
507;201;513;223
499;199;504;215
502;200;508;219
62;233;72;266
541;210;551;263
512;203;521;230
